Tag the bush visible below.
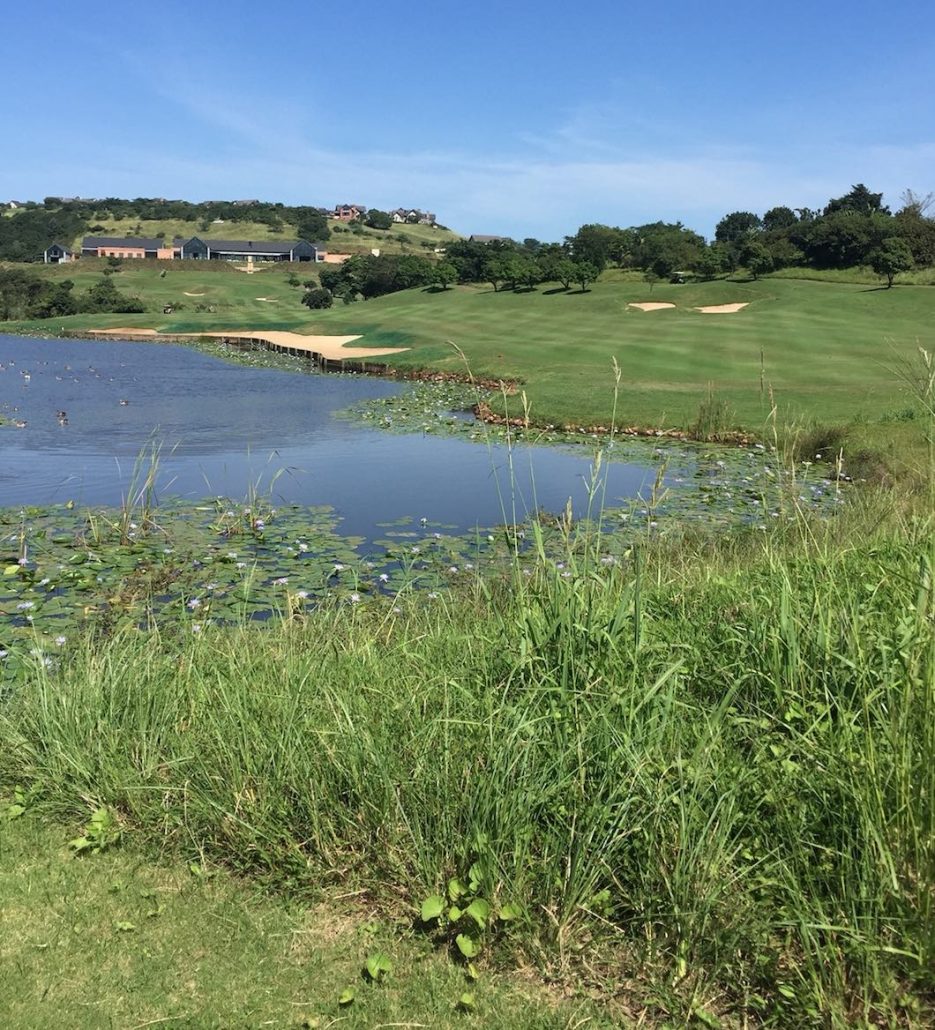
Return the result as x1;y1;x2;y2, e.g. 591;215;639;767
302;287;333;310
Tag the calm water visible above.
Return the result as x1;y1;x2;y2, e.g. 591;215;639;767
0;334;661;537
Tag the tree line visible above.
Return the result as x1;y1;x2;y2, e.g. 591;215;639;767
304;183;931;307
554;185;930;285
0;268;144;320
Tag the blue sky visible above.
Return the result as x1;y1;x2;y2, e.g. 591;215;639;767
3;0;932;239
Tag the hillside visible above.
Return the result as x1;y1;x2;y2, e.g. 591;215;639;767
80;216;461;257
0;207;461;258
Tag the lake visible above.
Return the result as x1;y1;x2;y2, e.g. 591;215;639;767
0;333;664;537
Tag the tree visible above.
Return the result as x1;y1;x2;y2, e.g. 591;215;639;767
741;241;774;280
898;189;934;219
565;224;631;270
825;183;889;216
432;261;457;289
762;206;798;233
868;238;914;287
571;261;599;291
692;248;726;281
715;211;762;244
302;287;333;309
365;209;393;230
551;258;578;290
81;276;145;313
293;206;330;242
483;256;509;292
802;210;892;268
514;254;541;291
630;222;705;274
318;266;345;293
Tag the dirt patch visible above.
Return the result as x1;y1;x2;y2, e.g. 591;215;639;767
628;302;676;312
694;303;749;314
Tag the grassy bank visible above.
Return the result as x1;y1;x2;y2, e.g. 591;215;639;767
3;482;934;1025
1;816;596;1028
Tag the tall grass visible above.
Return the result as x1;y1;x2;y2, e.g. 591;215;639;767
2;490;933;1023
2;355;934;1024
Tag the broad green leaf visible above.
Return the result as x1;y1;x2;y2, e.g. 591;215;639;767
4;565;20;576
115;921;136;932
466;962;480;981
447;905;462;922
3;803;25;821
455;933;479;959
365;952;393;982
498;902;522;921
447;877;466;901
338;987;355;1006
420;894;445;922
457;992;476;1011
465;898;490;929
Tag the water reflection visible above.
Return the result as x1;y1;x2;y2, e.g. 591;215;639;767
0;334;658;536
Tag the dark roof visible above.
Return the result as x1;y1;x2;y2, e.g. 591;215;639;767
193;238;315;254
82;236;165;250
45;243;71;253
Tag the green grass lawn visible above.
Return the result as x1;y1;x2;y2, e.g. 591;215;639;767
304;276;934;434
0;814;606;1028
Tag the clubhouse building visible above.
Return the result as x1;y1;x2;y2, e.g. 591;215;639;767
72;236;324;263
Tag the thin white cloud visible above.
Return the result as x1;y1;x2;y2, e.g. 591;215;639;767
4;68;932;241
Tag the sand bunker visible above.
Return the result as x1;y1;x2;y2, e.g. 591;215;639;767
694;303;749;314
90;327;409;360
628;302;676;312
183;291;205;297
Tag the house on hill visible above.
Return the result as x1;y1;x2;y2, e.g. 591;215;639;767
81;236;175;259
333;204;366;222
43;243;74;264
78;235;323;262
177;237;322;262
391;208;436;225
